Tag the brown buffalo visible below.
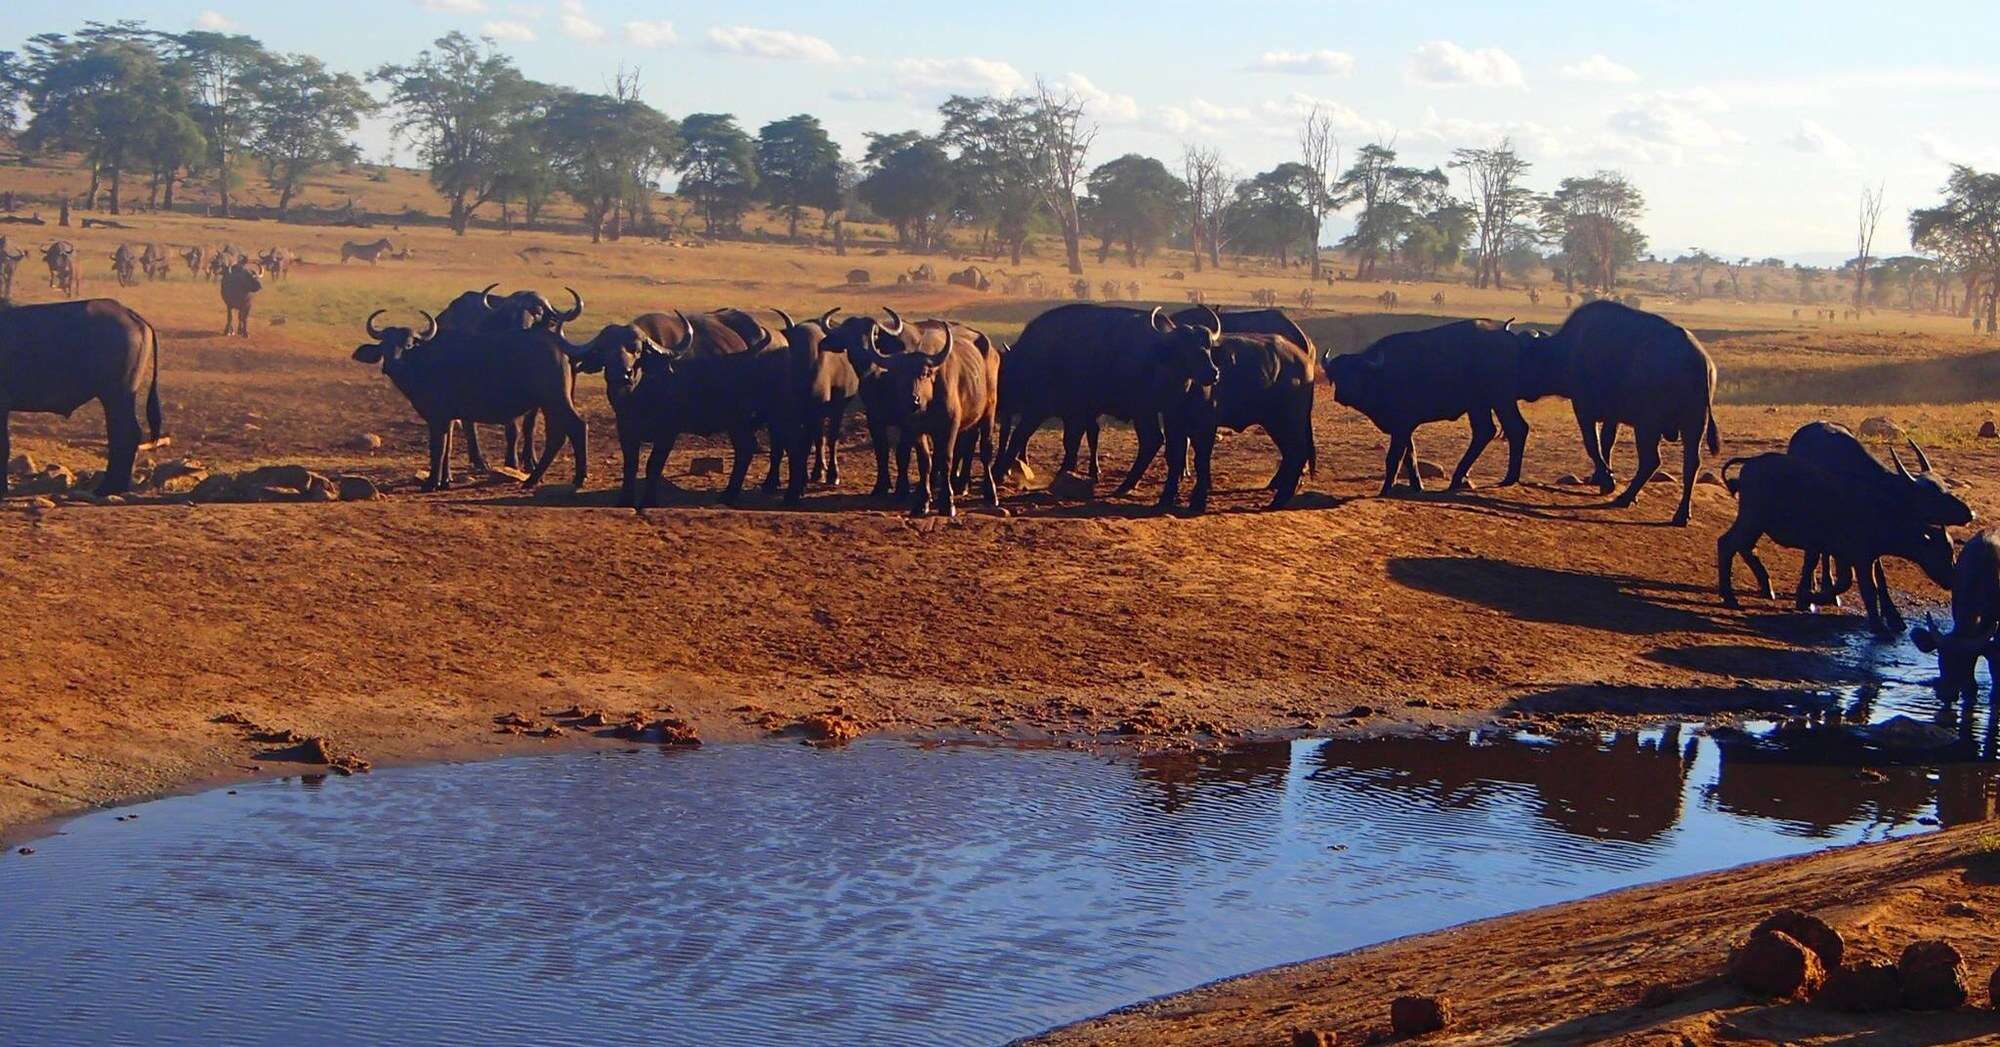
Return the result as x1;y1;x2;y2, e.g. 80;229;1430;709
220;260;263;337
842;319;1000;517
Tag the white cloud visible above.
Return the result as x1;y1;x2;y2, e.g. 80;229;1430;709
1596;89;1742;165
893;56;1026;97
1250;49;1356;76
481;19;536;41
1782;119;1855;164
1258;92;1397;141
624;20;676;47
1158;98;1254;137
1064;73;1140;122
1412;107;1572;159
1406;41;1525;88
1559;54;1638;84
1916;132;2000;171
418;0;489;12
706;26;842;64
193;10;237;29
557;0;604;41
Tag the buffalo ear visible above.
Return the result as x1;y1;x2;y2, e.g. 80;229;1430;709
352;344;383;364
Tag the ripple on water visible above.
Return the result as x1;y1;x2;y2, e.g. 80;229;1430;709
0;728;1994;1046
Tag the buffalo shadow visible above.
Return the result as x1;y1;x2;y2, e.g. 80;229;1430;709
1387;555;1723;636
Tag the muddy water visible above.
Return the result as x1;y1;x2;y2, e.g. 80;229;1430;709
1;728;1993;1047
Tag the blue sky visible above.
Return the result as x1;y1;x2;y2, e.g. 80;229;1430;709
8;1;2000;260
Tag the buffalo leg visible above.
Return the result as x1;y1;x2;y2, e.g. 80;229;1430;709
460;421;490;473
640;433;678;509
1380;431;1412;496
935;429;959;518
423;422;449;491
823;410;843;486
895;432;913;497
1495;401;1529;486
761;423;784;493
501;418;521;470
911;433;934;517
723;426;757;505
1400;434;1424;491
1268;414;1309;510
1874;560;1904;633
238;299;251;337
0;413;9;498
1575;407;1614;492
616;431;642;508
1086;421;1101;482
952;431;974;496
1717;523;1773;608
97;391;141;496
1060;418;1086;477
785;418;812;506
563;409;587;488
1610;426;1660;510
1114;414;1164;497
1671;413;1702;526
1856;562;1892;635
519;410;569;488
1159;420;1189;510
1450;410;1497;491
978;418;999;508
868;419;893;497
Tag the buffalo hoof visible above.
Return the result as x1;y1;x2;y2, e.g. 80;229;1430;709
910;505;930;518
1722;595;1742;610
1495;476;1522;488
1610;493;1638;509
1670;510;1691;527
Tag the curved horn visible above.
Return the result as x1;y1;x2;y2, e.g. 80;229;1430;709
1149;306;1169;333
773;307;796;332
881;305;904;336
819;307;840;328
748;324;773;352
670;310;697;353
1890;445;1914;482
558;287;584;323
1908;438;1934;474
1203;305;1224;336
418;310;438;342
365;309;387;339
1503;317;1517;331
480;282;501;310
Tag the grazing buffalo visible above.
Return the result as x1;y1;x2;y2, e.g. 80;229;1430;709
110;244;139;287
0;299;163;496
432;284;584;471
572;310;777;508
352;311;589;491
1718;452;1954;633
1911;530;2000;704
770;308;860;502
1531;300;1720;525
340;238;395;264
995;303;1223;496
1163;332;1317;513
220;260;263;337
139;243;171;281
1787;422;1973;615
1172;305;1321;482
843;319;1001;517
817;307;947;499
1331;319;1560;495
42;241;78;296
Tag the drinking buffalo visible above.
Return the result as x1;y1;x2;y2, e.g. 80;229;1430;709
0;299;163;496
1787;421;1972;613
1162;332;1317;514
1911;531;2000;704
1718;452;1953;633
352;311;588;491
1331;318;1560;496
769;308;860;502
995;303;1222;496
1531;300;1720;525
844;321;1000;517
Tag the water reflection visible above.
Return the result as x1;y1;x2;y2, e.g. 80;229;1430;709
0;729;1991;1047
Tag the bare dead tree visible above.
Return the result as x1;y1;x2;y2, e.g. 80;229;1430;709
1298;105;1340;282
1182;143;1223;273
1027;79;1097;276
1856;179;1885;306
1449;139;1534;289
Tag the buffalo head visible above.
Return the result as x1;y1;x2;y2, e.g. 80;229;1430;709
817;306;928;373
1148;305;1222;387
571;321;669;401
1888;439;1975;527
354;309;438;367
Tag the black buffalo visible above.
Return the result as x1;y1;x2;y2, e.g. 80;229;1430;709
1172;305;1320;484
1718;452;1954;633
0;299;163;496
1530;301;1720;525
816;307;947;499
352;311;589;491
1331;318;1560;495
1787;421;1973;618
1911;530;2000;704
994;303;1222;496
769;308;860;502
432;284;584;471
1162;331;1317;513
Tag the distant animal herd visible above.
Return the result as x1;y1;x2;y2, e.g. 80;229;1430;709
0;249;1992;695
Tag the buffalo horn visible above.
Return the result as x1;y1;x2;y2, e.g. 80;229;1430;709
670;310;697;353
480;283;501;310
773;307;796;332
365;309;387;339
418;310;438;342
559;287;584;323
1908;438;1934;474
1889;445;1914;481
881;305;904;336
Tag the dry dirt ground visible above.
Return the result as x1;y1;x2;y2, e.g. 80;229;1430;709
5;200;2000;1045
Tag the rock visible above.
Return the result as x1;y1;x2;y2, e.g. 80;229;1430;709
1981;420;1998;439
15;463;74;495
1857;416;1904;440
1946;901;1984;918
1389;995;1451;1036
26;496;55;511
1291;1031;1338;1047
349;432;384;450
147;456;208;493
1697;470;1724;486
335;475;381;502
1822;961;1903;1013
1651;470;1677;484
1729;930;1825;1000
1751;909;1843;969
189;464;336;504
800;712;861;745
1899;939;1969;1010
1414;459;1445;481
1637;982;1681;1008
7;452;36;476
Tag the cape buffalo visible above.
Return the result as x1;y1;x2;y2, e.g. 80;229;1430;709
341;238;395;264
1172;306;1321;484
353;311;589;491
770;308;860;502
817;307;951;499
843;320;1000;517
1718;452;1954;633
995;303;1223;497
1332;318;1561;495
42;241;78;297
0;299;163;496
0;242;24;302
1530;300;1720;525
257;248;293;280
182;245;205;279
1164;332;1317;514
220;260;263;337
1787;421;1973;615
432;285;584;471
110;244;139;287
140;243;170;281
1911;530;2000;704
572;310;778;508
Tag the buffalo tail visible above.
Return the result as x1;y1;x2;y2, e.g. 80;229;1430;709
145;319;162;442
1705;412;1720;455
1719;455;1751;495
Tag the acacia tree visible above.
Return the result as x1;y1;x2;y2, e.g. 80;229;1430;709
754;113;842;241
1911;165;2000;332
1449;139;1536;289
242;53;372;218
858;132;955;248
171;31;270;217
1084;153;1187;266
18;25;182;214
1227;162;1315;266
1540;171;1646;293
373;33;538;235
674;112;757;236
1026;79;1095;275
938;95;1038;264
1332;143;1443;279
